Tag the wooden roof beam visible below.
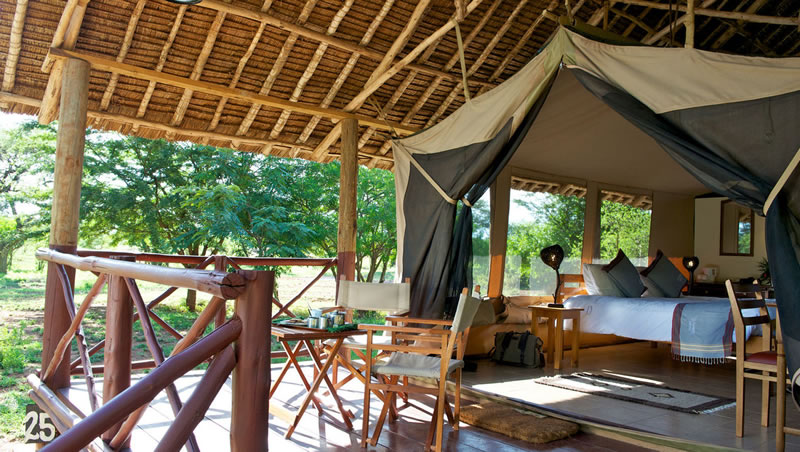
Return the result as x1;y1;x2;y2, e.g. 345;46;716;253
296;0;395;144
642;0;717;45
98;0;146;111
38;0;90;124
133;5;187;127
710;0;769;50
209;0;282;132
616;0;799;26
171;11;227;127
2;0;28;93
268;0;354;140
48;48;418;135
235;0;317;137
198;0;494;89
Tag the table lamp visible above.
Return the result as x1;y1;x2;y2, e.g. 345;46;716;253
540;244;564;308
682;256;700;293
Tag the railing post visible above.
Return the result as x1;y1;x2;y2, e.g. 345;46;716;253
102;256;134;446
214;256;227;328
231;270;273;452
41;57;90;390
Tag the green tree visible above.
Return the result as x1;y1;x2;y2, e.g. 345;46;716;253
355;167;396;283
599;200;651;263
0;122;56;273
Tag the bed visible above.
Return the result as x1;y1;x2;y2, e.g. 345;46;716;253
563;295;772;364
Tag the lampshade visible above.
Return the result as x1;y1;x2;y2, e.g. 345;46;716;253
682;256;700;271
540;244;564;271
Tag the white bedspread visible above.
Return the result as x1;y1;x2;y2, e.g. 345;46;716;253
562;295;759;343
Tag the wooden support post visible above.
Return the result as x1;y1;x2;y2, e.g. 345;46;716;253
487;165;511;298
581;182;601;266
685;0;696;48
230;270;273;452
41;57;89;390
337;118;358;281
102;257;134;446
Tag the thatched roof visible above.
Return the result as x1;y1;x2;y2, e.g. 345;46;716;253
1;0;799;171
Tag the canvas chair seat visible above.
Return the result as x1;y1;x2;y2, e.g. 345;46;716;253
747;351;777;365
373;352;464;380
324;334;393;349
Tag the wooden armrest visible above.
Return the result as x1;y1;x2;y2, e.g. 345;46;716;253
385;316;453;326
368;343;445;356
320;306;344;313
394;333;447;343
358;324;450;335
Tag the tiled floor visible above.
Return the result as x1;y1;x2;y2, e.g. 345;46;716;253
462;341;800;451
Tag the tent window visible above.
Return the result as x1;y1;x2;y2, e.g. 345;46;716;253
595;190;652;267
472;194;491;293
504;189;585;296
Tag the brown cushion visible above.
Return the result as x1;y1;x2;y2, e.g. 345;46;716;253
746;351;777;365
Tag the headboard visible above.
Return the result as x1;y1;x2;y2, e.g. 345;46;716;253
558;273;587;302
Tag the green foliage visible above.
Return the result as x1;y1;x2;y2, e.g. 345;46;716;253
354;167;397;282
0;322;40;373
599;200;651;264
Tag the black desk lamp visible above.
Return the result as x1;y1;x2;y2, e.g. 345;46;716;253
682;256;700;294
540;244;564;308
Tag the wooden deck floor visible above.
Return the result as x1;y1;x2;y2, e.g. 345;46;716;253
463;341;800;451
61;361;649;451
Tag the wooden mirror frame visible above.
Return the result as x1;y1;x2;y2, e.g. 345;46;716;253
719;200;755;257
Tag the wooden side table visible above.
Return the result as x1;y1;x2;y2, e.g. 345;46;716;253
528;306;583;370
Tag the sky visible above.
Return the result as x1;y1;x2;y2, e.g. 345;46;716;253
0;111;35;130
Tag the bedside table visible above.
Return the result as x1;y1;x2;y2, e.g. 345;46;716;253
528;306;583;370
689;282;728;298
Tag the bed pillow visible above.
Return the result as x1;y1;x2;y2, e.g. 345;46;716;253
602;250;645;298
582;263;625;297
640;250;687;298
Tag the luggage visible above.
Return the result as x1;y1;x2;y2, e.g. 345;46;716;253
490;331;544;367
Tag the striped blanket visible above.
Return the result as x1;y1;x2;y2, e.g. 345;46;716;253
671;302;734;364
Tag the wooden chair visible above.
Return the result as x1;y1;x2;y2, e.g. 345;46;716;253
322;278;411;408
775;308;800;452
360;288;480;451
725;280;782;437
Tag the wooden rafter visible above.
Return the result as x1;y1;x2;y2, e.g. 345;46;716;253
48;48;418;135
99;0;146;111
367;0;432;87
267;0;354;140
2;0;28;93
133;5;187;128
617;0;799;26
296;0;395;145
38;0;91;124
310;0;485;162
170;11;227;127
710;0;769;50
235;0;318;137
643;0;717;45
209;0;275;132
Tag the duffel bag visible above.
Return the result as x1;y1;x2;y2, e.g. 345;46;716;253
490;331;544;368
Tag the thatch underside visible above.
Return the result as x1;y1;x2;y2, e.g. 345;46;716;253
0;0;799;172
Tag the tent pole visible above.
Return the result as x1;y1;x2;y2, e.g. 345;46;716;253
581;182;601;266
337;118;359;282
488;166;511;298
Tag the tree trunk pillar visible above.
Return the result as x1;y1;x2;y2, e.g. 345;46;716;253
41;57;89;390
102;257;134;446
337;118;358;281
487;165;511;298
230;270;273;452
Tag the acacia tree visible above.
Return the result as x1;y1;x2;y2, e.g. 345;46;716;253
0;122;56;273
355;168;396;282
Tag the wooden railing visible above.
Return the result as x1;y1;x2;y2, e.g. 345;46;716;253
29;248;331;451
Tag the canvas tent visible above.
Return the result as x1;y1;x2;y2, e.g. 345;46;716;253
392;26;800;376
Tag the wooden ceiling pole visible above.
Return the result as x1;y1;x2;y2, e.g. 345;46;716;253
710;0;769;50
235;0;318;137
623;0;800;28
310;0;483;162
685;0;696;47
99;0;146;112
643;0;717;44
1;0;28;96
267;0;354;141
296;0;395;146
169;10;227;130
48;48;417;135
131;5;187;134
38;0;91;124
209;0;275;133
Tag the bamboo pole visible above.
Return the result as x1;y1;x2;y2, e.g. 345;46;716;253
154;346;236;452
102;259;133;446
685;0;696;48
337;118;358;282
36;249;245;299
2;0;28;92
41;57;89;391
231;271;273;452
617;0;800;26
40;318;242;452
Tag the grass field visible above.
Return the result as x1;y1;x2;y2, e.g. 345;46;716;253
0;245;391;443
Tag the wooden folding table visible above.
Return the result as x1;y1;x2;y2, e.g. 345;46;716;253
269;325;365;438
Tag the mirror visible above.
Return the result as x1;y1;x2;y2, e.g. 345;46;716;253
720;200;754;256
